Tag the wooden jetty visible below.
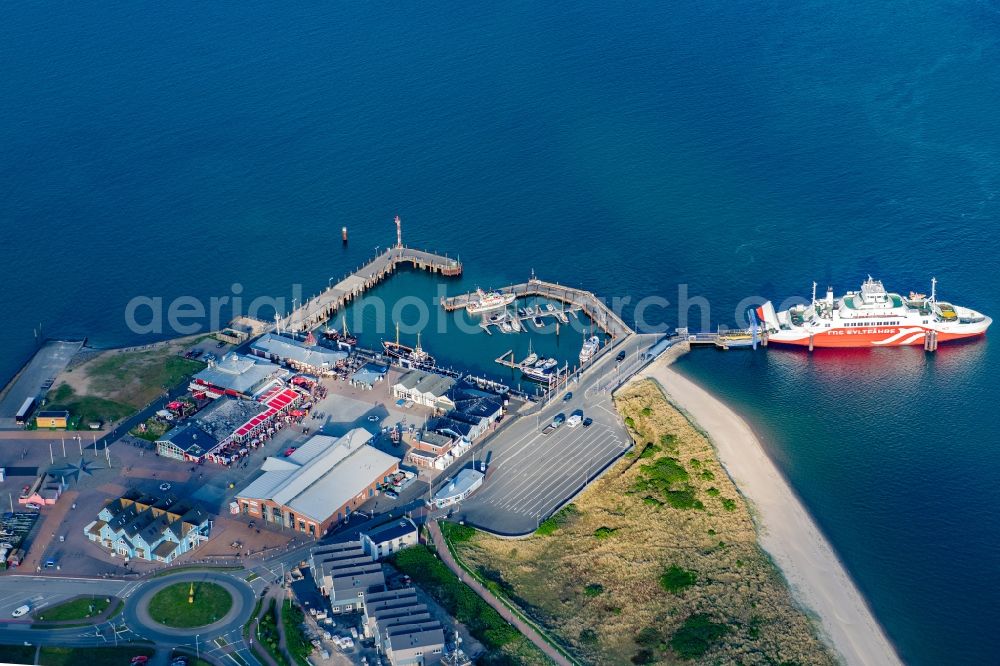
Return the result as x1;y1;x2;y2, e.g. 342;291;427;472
441;275;634;339
281;244;461;332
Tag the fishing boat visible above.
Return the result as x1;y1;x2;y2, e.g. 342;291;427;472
322;323;339;341
509;312;523;332
544;303;556;315
342;316;357;346
466;288;516;314
541;358;558;370
487;310;508;325
579;335;600;363
500;321;513;333
382;324;435;366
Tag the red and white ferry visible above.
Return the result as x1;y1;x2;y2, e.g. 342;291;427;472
757;277;991;348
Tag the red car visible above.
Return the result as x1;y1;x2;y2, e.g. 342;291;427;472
283;447;297;457
130;657;149;665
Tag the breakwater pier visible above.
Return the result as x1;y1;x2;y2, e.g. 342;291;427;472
281;244;462;333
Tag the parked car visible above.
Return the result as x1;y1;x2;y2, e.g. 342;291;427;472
563;392;573;402
284;447;297;457
217;340;226;348
567;412;583;428
130;657;150;665
383;490;399;500
552;413;566;428
11;604;30;618
616;350;627;362
25;503;40;510
582;417;594;428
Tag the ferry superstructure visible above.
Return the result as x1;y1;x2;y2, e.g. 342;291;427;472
756;277;990;348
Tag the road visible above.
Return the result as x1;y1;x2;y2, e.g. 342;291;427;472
0;576;133;620
448;333;661;535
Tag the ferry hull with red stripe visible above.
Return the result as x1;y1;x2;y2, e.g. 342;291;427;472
768;327;987;348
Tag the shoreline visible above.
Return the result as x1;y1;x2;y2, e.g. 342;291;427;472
641;359;901;666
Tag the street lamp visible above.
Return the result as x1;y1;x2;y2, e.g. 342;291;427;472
328;277;335;289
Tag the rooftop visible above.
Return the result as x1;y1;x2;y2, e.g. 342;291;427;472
191;397;269;442
193;352;286;396
251;333;348;369
237;429;399;523
156;423;218;458
362;518;417;545
433;468;484;502
310;540;386;595
395;369;456;397
366;588;444;653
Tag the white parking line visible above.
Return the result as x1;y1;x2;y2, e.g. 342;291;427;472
497;427;610;509
507;432;621;513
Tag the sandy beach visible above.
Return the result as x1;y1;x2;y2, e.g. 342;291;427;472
642;360;901;666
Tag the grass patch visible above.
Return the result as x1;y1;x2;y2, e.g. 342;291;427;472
47;384;134;427
391;545;549;664
38;646;155;666
147;582;233;628
0;646;36;664
669;613;730;660
583;583;604;597
282;599;313;666
721;498;737;511
86;354;204;404
535;503;580;536
638;442;661;459
593;526;617;540
34;596;112;622
440;521;477;543
256;599;289;666
659;565;698;594
245;572;260;582
130;416;171;442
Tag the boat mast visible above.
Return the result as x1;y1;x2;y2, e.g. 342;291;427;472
342;315;350;337
811;281;817;307
930;277;937;303
395;321;400;347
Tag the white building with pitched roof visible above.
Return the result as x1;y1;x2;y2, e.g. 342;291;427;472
236;429;399;536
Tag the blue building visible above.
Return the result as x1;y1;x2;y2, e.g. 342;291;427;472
84;490;211;562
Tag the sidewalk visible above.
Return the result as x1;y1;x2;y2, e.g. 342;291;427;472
427;521;570;666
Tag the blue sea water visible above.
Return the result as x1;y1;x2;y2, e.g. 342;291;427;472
2;1;1000;663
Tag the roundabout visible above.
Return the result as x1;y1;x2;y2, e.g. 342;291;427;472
124;570;256;643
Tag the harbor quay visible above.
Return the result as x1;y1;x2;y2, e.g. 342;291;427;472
280;244;462;334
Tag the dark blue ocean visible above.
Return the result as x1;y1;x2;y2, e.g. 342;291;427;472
3;2;999;663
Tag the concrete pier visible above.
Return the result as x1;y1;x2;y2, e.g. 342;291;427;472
281;245;462;332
